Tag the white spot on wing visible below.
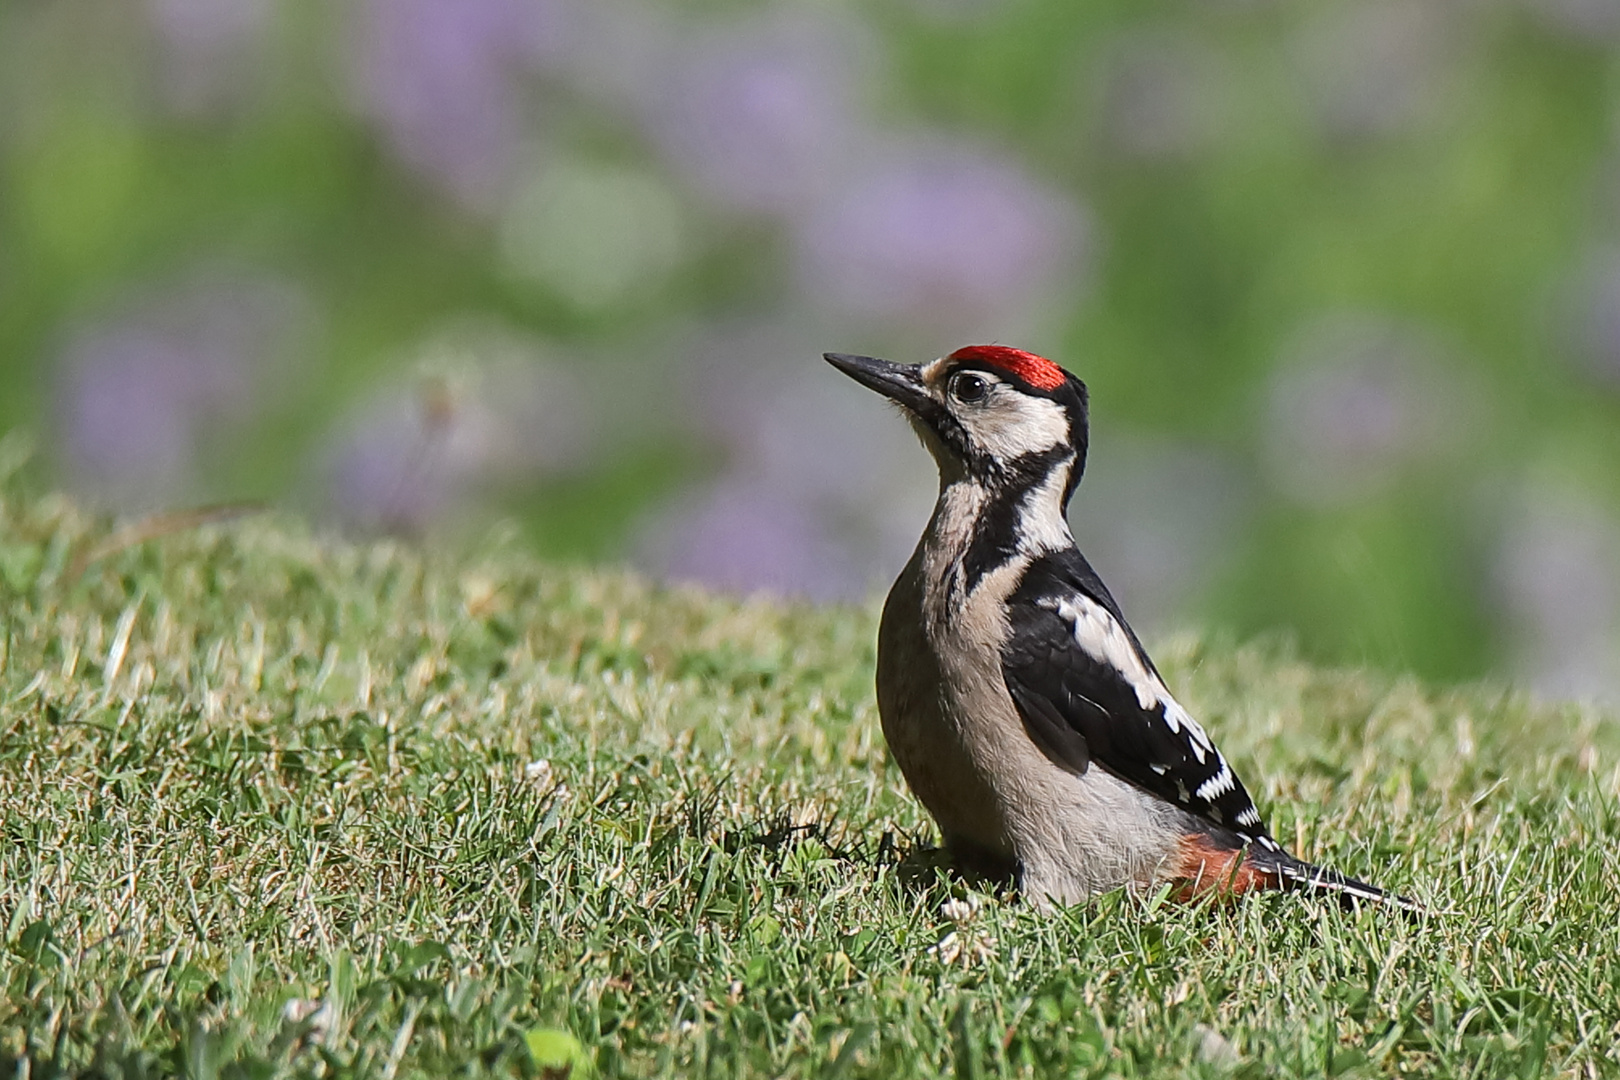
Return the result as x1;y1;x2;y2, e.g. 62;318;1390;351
1162;701;1214;755
1195;763;1236;802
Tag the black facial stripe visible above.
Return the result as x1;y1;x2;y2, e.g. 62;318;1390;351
961;496;1021;595
914;364;1090;505
999;446;1072;491
930;412;995;475
959;446;1075;593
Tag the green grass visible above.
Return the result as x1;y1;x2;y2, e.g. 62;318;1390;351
1;486;1619;1079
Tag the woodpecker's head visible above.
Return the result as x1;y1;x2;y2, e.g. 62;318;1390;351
827;345;1089;499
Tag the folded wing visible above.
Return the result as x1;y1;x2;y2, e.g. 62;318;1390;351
1000;550;1279;851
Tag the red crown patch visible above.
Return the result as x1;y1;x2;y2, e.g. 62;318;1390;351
946;345;1066;391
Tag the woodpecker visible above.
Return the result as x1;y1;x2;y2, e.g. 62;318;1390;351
826;344;1412;910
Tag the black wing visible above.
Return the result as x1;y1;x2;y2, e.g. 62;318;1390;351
1001;549;1278;849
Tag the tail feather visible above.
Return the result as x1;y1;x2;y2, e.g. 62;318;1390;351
1173;832;1421;913
1265;852;1422;914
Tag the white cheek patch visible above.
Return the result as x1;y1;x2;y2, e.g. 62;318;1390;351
969;393;1071;462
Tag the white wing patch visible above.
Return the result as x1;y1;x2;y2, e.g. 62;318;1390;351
1043;594;1163;710
1043;594;1217;764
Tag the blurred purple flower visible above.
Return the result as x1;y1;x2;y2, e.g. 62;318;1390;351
1262;314;1474;506
1492;488;1620;704
639;479;865;601
349;0;567;207
635;327;936;601
144;0;274;113
796;141;1090;335
701;367;926;513
639;10;868;215
324;384;489;535
1291;2;1460;139
321;326;594;534
56;266;308;507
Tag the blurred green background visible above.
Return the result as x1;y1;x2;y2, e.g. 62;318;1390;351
3;0;1619;699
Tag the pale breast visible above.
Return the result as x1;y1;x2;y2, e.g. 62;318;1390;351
874;480;1189;904
876;551;1016;859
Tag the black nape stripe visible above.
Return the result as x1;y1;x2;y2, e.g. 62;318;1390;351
958;446;1074;593
1001;446;1072;491
960;496;1022;595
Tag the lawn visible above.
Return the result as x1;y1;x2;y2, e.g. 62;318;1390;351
1;484;1618;1078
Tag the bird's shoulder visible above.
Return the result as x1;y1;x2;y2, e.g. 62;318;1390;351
1000;548;1278;849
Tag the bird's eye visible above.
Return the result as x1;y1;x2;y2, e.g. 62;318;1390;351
950;373;989;404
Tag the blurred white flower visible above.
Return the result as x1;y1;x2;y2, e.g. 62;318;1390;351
319;322;594;534
928;928;995;966
281;998;322;1025
1194;1024;1241;1067
499;157;690;311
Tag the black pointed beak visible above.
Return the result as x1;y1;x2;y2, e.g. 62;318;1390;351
824;353;935;414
